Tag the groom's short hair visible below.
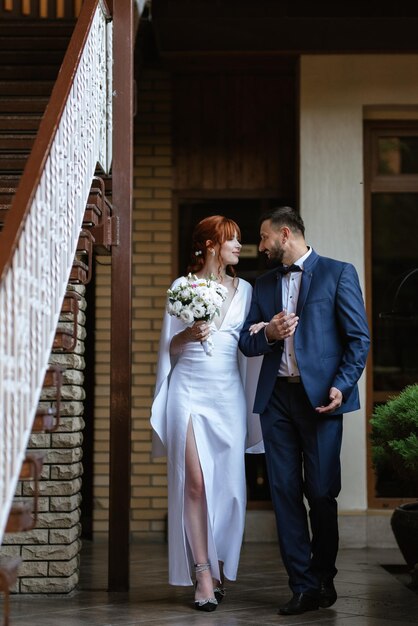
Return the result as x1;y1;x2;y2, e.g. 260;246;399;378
260;206;305;237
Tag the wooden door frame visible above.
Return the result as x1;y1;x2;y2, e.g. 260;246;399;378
364;120;418;509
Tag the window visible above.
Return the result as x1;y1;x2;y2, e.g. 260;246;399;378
365;122;418;506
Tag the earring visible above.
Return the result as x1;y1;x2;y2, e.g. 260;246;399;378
210;249;215;256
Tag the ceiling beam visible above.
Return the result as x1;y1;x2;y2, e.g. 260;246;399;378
152;1;418;55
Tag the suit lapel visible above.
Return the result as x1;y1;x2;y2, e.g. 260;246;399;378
296;250;319;317
274;271;283;313
296;270;311;317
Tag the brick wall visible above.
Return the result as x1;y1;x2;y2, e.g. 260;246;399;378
93;68;173;541
2;284;85;593
131;69;173;541
94;260;111;535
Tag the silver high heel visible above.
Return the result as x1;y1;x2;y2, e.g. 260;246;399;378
214;584;226;603
194;562;218;612
214;561;226;603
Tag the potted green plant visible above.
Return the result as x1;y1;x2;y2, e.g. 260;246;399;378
370;383;418;589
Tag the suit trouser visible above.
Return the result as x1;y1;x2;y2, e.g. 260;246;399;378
261;378;343;596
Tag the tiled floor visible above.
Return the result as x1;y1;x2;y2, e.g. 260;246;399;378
4;541;418;625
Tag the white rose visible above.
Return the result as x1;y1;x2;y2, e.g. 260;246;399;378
180;308;194;324
205;303;216;318
170;300;183;315
191;303;206;318
212;293;223;307
179;287;192;300
195;286;211;301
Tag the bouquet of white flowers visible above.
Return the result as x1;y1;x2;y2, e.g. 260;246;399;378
166;273;228;355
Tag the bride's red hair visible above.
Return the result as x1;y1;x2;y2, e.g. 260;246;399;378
187;215;241;276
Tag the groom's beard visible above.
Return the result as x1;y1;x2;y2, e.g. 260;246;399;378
265;243;284;265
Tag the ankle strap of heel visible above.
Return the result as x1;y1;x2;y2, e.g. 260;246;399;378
194;562;211;574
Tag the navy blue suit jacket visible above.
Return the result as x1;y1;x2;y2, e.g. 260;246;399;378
239;250;370;415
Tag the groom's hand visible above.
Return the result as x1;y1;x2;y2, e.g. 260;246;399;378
315;387;343;414
265;310;298;342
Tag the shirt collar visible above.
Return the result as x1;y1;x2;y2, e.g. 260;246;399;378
290;246;312;270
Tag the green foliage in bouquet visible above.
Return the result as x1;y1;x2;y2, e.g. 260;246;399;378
370;384;418;481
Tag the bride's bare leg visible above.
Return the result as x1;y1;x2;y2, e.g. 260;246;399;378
184;420;214;602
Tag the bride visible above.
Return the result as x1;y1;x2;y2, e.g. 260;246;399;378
150;215;263;611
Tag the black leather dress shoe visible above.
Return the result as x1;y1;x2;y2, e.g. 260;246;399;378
278;593;319;615
319;580;337;608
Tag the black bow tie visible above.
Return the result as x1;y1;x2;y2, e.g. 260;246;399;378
277;264;302;275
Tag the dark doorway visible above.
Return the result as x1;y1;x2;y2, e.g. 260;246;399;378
177;197;291;280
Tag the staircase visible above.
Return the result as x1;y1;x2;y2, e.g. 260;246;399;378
0;20;72;626
0;7;112;623
0;19;74;189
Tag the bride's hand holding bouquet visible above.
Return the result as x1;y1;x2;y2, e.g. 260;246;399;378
166;273;228;355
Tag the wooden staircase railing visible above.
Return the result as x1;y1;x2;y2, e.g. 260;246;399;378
0;0;112;579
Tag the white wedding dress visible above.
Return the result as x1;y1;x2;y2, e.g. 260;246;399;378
150;277;263;586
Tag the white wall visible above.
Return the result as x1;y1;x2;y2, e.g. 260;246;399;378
300;55;418;510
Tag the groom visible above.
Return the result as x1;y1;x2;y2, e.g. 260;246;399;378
239;207;370;616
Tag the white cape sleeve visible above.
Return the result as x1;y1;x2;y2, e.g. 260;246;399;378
237;279;264;454
150;306;184;458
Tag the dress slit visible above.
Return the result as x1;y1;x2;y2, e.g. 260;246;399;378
183;416;221;583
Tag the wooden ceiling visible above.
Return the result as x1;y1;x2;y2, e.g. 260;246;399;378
151;0;418;58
